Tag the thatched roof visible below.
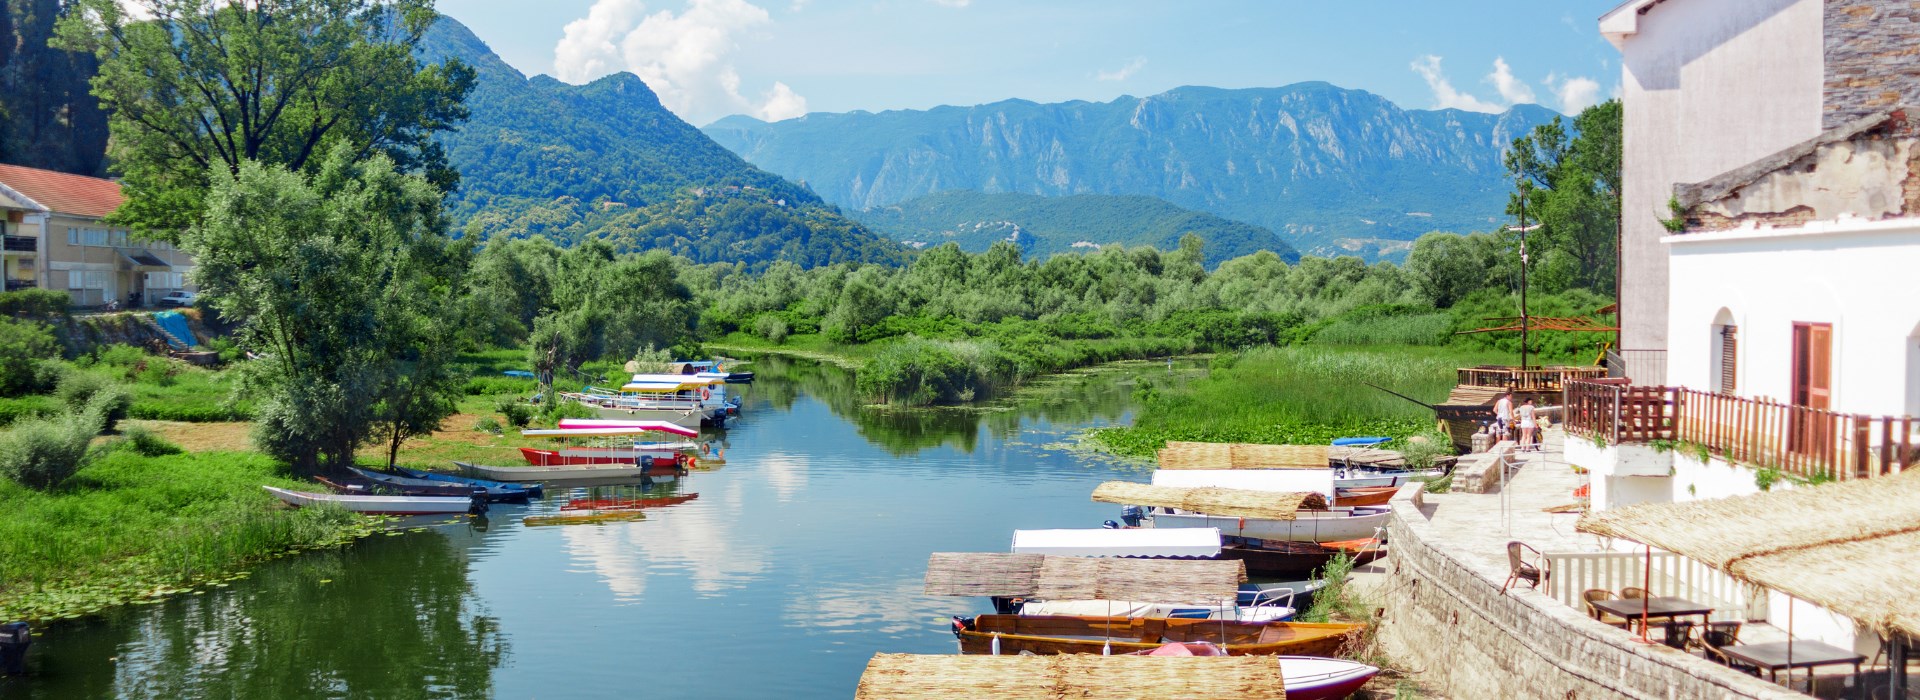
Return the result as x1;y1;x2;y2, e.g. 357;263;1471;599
1092;481;1329;520
1576;469;1920;640
923;553;1246;603
1158;441;1330;469
854;653;1287;700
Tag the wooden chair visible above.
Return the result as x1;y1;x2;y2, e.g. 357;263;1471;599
1582;589;1629;628
1620;587;1649;599
1698;622;1759;675
1616;588;1658;633
1502;541;1549;592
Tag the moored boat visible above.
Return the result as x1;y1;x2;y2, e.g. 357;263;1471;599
950;614;1360;656
1332;485;1397;507
1275;655;1381;700
455;460;686;483
518;446;696;467
262;486;481;515
346;467;531;503
1218;538;1385;578
1146;507;1389;543
315;474;474;498
393;467;544;497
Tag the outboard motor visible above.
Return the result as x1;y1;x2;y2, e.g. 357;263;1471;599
949;616;975;639
1102;520;1121;530
467;489;489;516
1120;505;1145;528
0;621;29;675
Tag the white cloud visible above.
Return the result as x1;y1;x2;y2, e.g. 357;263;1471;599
1096;56;1147;82
1487;57;1536;105
1552;76;1603;114
1410;55;1502;113
552;0;808;124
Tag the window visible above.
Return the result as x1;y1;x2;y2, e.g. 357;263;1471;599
110;230;129;247
144;272;184;289
67;270;109;290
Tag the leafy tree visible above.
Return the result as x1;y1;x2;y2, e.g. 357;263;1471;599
56;0;474;234
0;317;59;396
0;0;110;175
1503;100;1622;295
187;146;468;473
1405;231;1505;307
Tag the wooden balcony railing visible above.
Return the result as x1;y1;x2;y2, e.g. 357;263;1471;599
1565;381;1918;481
1457;365;1610;392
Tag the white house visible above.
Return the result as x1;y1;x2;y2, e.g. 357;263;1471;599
1570;0;1920;654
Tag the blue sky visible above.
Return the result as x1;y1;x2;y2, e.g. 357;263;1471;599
437;0;1626;126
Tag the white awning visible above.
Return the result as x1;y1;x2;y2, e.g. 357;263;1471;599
1152;469;1337;499
1010;527;1221;558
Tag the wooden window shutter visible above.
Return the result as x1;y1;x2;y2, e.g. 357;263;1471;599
1719;325;1737;395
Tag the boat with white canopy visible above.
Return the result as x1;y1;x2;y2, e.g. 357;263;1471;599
1100;478;1390;543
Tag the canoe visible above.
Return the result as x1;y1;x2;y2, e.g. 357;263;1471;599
1276;656;1381;700
262;486;479;515
951;614;1360;656
456;460;685;483
559;493;699;511
347;467;531;503
1218;539;1385;578
1332;486;1397;507
314;474;475;499
1148;507;1389;543
518;447;693;468
392;467;544;498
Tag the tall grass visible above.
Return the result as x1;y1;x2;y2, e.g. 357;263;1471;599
0;449;371;621
1091;344;1506;457
1310;312;1454;346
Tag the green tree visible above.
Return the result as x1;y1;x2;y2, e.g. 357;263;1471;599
1405;231;1505;307
0;316;58;396
55;0;474;234
0;0;110;175
1503;100;1622;295
188;147;468;473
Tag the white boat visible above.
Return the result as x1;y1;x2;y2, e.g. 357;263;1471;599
1152;469;1336;499
456;460;684;483
262;486;476;515
552;419;700;437
1332;468;1443;488
560;392;705;429
1010;528;1221;558
1017;596;1294;622
1145;507;1389;543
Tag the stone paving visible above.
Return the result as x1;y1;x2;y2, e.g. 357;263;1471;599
1417;428;1608;578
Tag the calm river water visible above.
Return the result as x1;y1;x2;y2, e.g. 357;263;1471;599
3;355;1197;699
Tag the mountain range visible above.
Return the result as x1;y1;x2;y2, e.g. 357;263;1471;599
417;17;906;268
852;191;1297;267
704;85;1558;258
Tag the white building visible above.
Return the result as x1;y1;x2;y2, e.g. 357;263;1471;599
1571;0;1920;654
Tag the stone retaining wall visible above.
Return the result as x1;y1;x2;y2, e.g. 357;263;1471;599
1376;486;1799;699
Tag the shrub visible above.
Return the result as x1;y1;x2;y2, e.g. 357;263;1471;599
541;399;597;426
56;371;131;432
0;288;70;321
0;407;105;489
472;415;503;434
753;314;790;344
205;337;243;364
120;424;185;456
94;344;149;370
0;395;61;427
495;398;533;428
133;359;181;387
0;318;59;396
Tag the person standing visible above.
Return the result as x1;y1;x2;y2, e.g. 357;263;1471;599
1493;390;1514;443
1517;398;1539;452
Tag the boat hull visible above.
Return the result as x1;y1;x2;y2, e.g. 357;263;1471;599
585;405;705;430
1149;509;1389;543
263;486;473;515
518;447;690;467
393;467;543;498
1332;486;1397;507
457;460;685;483
346;468;530;503
1219;541;1384;578
1277;656;1380;700
954;615;1358;657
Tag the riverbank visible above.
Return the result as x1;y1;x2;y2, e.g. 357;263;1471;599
1088;344;1511;458
0;448;380;622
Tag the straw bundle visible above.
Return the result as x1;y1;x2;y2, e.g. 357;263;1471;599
1158;441;1330;470
1328;445;1407;469
922;553;1245;602
854;653;1287;700
1577;469;1920;640
1092;481;1329;520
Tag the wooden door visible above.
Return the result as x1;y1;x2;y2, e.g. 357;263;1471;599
1790;323;1833;455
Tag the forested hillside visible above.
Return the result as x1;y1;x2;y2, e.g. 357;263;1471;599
416;16;904;268
852;191;1298;267
705;84;1558;258
0;0;108;176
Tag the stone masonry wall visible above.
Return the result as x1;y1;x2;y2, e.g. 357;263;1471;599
1825;0;1920;128
1375;487;1799;699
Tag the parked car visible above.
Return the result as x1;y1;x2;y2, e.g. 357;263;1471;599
157;291;197;308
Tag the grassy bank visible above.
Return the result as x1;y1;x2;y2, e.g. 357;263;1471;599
0;448;379;622
1089;344;1509;457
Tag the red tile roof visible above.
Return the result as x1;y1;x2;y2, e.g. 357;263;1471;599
0;163;124;219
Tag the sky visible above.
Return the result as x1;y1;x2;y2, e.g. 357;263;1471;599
435;0;1627;127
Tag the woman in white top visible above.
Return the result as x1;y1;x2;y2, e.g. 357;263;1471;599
1516;398;1538;452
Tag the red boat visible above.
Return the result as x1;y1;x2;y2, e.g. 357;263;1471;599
519;447;694;468
559;493;700;511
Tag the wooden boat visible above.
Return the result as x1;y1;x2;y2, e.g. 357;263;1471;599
1218;539;1384;578
263;486;479;515
347;467;531;503
1277;656;1380;700
1332;486;1397;508
455;460;686;483
393;467;543;497
518;446;695;467
559;493;699;511
314;474;475;499
950;614;1360;656
1147;507;1389;543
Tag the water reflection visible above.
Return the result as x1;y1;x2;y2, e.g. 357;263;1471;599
4;530;505;699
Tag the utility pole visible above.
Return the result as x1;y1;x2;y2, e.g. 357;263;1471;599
1519;185;1530;371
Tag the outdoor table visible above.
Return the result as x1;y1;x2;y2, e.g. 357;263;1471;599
1588;596;1715;647
1717;640;1865;696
